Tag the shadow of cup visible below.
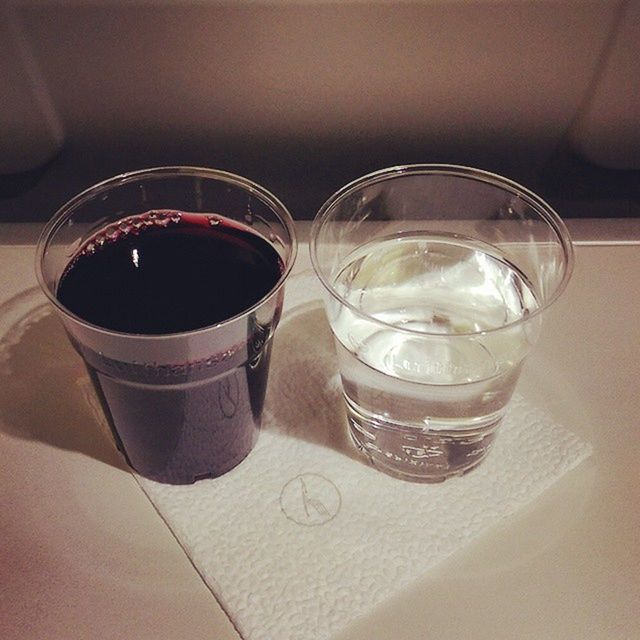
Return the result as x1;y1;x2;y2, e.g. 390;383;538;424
0;287;125;470
265;297;368;467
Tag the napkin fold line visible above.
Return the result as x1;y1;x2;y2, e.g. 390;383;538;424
133;474;246;639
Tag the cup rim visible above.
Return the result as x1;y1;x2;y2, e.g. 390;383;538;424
35;166;298;340
310;163;575;338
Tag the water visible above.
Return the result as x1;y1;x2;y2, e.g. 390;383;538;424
329;232;540;481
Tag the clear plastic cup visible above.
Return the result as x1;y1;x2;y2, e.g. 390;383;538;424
37;167;297;484
311;164;573;482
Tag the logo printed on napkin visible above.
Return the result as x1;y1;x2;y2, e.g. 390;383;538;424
280;473;342;526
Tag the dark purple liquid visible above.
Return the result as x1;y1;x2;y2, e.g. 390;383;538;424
58;211;284;484
58;211;283;334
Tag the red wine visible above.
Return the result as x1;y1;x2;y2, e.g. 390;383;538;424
57;211;285;484
58;210;283;334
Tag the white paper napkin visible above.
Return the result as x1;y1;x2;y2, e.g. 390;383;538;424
136;271;592;640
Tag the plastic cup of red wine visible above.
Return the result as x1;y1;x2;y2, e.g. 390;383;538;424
36;167;297;484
